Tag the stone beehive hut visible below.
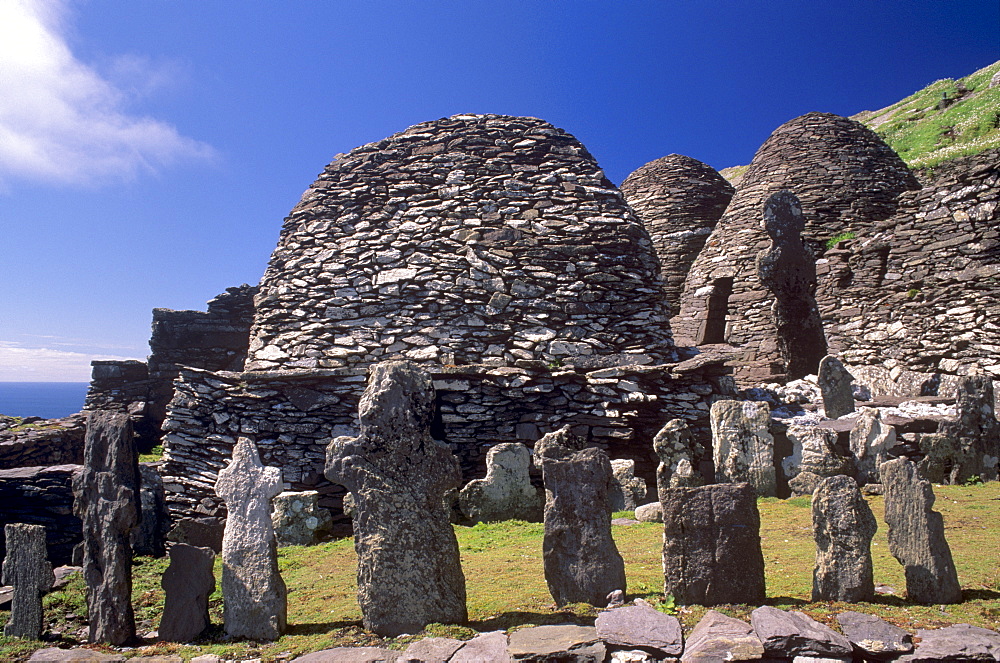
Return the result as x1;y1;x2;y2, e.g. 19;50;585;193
246;113;677;372
620;154;734;317
673;112;919;382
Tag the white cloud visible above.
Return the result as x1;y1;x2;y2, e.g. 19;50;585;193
0;0;215;187
0;341;142;382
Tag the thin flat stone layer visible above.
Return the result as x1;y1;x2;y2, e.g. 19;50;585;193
2;523;54;639
681;610;764;662
71;410;139;645
750;606;852;658
536;426;626;606
811;475;877;602
595;603;682;656
215;436;287;640
880;458;962;604
291;647;400;662
896;624;1000;662
836;611;912;659
508;624;606;662
325;361;467;636
661;482;765;606
401;636;464;662
449;631;509;663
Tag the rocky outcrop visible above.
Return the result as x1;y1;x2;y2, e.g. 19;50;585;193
0;414;87;470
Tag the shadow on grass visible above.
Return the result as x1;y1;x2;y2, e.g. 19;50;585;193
469;610;596;632
763;596;809;608
285;620;365;636
963;589;1000;601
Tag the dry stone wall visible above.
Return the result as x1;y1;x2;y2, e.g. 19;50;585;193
0;414;86;469
620;154;734;317
0;464;82;566
246;114;676;372
818;149;1000;391
674;112;918;382
160;357;732;519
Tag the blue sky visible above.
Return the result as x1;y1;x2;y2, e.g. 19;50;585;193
1;0;997;381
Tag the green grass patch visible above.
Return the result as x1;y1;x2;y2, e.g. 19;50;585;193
1;483;997;661
824;231;856;249
138;445;164;464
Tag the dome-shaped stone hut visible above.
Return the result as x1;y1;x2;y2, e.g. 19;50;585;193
673;112;919;382
620;154;734;317
246;114;677;371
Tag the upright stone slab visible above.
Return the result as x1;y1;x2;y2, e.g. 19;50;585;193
609;459;647;511
158;543;215;642
811;475;876;602
755;191;827;379
710;400;776;497
850;407;896;485
536;425;626;606
653;419;702;499
661;482;766;605
2;523;54;639
818;355;856;419
935;376;1000;482
324;361;467;637
880;458;962;604
132;464;168;558
458;442;543;523
71;410;139;645
782;425;853;483
215;437;287;639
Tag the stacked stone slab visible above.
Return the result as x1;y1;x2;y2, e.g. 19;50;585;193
818;149;1000;393
325;361;467;636
536;425;626;607
620;154;735;317
247;113;676;371
0;465;81;565
0;414;86;470
2;523;54;639
674;112;919;382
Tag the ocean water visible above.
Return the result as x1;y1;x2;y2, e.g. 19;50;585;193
0;382;90;419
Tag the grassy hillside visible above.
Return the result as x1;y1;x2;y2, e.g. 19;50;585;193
2;483;998;661
853;60;1000;169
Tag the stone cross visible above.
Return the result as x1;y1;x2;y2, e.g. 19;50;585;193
2;523;54;639
818;355;856;419
811;475;876;602
710;400;776;497
756;190;827;379
653;419;703;500
458;442;543;523
535;425;626;607
159;543;215;642
325;361;467;637
215;436;287;640
880;458;962;604
71;410;139;645
661;482;766;605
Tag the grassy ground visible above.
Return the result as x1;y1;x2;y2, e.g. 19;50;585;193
1;483;997;661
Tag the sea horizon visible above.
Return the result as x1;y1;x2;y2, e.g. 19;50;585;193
0;382;90;419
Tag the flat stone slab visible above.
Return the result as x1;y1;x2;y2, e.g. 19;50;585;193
28;650;126;662
681;609;764;662
291;647;400;662
508;624;606;662
450;631;509;663
401;636;464;662
896;624;1000;661
751;606;852;658
634;502;662;523
595;603;682;656
836;611;912;659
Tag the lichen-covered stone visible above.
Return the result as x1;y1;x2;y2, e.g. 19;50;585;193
880;458;962;604
757;192;828;379
271;491;334;547
750;606;852;658
811;475;876;602
711;400;776;497
72;411;139;645
783;425;853;483
818;355;856;419
215;437;287;640
836;611;912;659
536;426;625;607
2;523;54;639
850;408;896;485
653;418;702;500
458;443;542;523
609;459;647;511
933;376;1000;482
661;482;765;605
324;361;467;636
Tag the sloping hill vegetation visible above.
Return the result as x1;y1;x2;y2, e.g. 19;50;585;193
853;60;1000;169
